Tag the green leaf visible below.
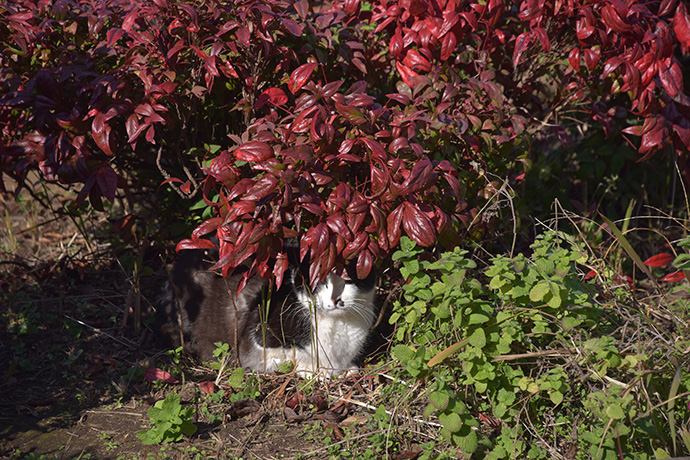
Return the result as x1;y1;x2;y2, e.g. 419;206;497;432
549;391;564;405
439;412;462;433
392;344;416;364
454;428;478;454
562;316;581;330
468;312;490;325
469;329;486;348
529;282;550;302
673;254;690;270
429;391;450;412
227;367;245;389
605;403;625;420
654;448;671;459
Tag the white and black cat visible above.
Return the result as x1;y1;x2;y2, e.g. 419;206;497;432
158;242;377;377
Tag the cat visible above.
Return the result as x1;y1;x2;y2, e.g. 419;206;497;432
158;242;378;378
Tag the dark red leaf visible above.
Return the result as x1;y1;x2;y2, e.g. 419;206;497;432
288;63;318;94
386;204;404;248
282;18;305;36
643;253;674;267
396;61;418;87
402;49;431;72
583;47;600;71
244;175;279;201
234;142;274;162
661;271;685;282
122;7;140;31
227;200;257;220
92;112;113;155
356;249;373;279
144;368;178;384
258;87;288;108
335;102;367;125
344;0;361;15
326;215;353;239
360;138;388;160
576;25;595;42
401;202;436;247
343;232;368;259
673;3;690;51
601;5;631;33
639;117;667;156
568;48;580;72
659;58;683;101
192;217;223;240
390;28;403;57
96;165;118;202
440;31;457;61
200;381;216;394
512;32;532;68
176;237;218;251
106;28;125;47
532;27;550;51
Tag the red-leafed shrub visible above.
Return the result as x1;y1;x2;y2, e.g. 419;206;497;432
1;0;689;287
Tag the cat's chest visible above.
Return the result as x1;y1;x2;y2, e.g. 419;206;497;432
310;311;370;348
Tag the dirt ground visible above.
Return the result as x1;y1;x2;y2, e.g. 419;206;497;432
0;185;439;460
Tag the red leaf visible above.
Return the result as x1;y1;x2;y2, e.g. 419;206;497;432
283;18;305;36
144;368;178;384
440;31;457;61
532;27;550;51
176;238;217;251
568;48;580;72
106;29;125;47
401;202;436;247
92;112;113;155
673;3;690;52
402;49;431;73
274;251;289;289
356;249;373;279
387;204;404;247
234;142;274;162
583;48;600;71
200;381;216;394
343;232;368;259
661;271;685;282
122;7;140;31
512;32;532;69
344;0;361;14
643;253;674;267
659;0;678;17
360;138;388;160
639;117;667;156
96;165;118;202
326;215;353;240
390;28;403;57
255;87;289;109
192;217;223;240
244;175;279;201
288;63;318;94
659;58;683;101
396;61;419;87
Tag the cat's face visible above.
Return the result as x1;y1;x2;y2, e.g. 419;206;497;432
293;271;377;319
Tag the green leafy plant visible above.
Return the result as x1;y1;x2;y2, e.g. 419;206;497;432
137;392;197;445
387;230;690;458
